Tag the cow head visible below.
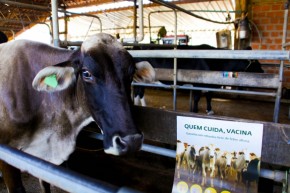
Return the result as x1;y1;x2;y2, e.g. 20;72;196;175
32;33;145;156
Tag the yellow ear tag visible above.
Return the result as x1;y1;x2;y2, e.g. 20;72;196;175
44;74;58;88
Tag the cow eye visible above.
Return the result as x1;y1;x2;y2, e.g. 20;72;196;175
82;69;93;81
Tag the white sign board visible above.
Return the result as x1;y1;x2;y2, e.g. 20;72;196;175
172;116;263;193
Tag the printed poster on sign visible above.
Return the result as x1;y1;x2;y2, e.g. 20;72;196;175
172;116;263;193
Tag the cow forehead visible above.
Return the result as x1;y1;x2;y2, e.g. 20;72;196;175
81;33;123;53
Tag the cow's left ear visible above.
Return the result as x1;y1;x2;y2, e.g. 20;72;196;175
133;61;155;83
32;66;76;92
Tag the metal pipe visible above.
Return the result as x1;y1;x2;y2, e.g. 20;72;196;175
63;10;68;43
149;0;233;25
128;50;290;60
60;40;83;47
132;82;172;89
84;131;288;184
176;85;277;97
274;1;289;123
131;82;277;97
173;55;177;111
260;169;288;183
249;20;262;50
61;11;102;33
173;10;178;110
189;9;239;13
286;169;290;193
123;0;144;43
148;11;152;43
148;10;172;43
137;0;144;42
141;143;176;158
51;0;60;47
147;8;238;41
284;168;289;193
133;0;137;42
0;144;140;193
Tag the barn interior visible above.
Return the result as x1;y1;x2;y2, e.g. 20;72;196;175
0;0;289;193
0;0;238;44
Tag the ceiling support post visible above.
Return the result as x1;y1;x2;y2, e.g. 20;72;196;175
51;0;60;47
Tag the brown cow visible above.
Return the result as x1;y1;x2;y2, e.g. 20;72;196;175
0;33;152;193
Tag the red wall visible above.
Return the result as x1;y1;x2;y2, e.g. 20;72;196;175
250;0;290;87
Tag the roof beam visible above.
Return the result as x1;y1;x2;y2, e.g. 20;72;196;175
150;0;234;24
0;0;50;11
60;0;122;9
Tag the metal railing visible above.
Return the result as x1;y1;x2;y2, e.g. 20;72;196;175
129;49;290;60
83;130;289;192
129;49;290;123
0;144;142;193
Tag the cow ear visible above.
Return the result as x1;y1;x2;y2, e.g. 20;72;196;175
133;61;155;83
32;66;76;92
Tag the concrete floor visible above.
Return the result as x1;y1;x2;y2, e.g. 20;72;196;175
0;88;289;193
142;88;290;124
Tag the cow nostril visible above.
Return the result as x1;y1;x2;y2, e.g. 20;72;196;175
105;134;143;156
114;136;128;153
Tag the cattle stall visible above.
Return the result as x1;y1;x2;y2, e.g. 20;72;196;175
75;33;290;192
69;106;290;192
0;46;289;192
1;105;288;193
0;39;289;193
0;2;289;193
0;43;289;193
130;48;288;123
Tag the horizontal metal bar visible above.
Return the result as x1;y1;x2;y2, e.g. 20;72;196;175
132;82;277;97
83;131;176;158
60;41;82;47
128;50;290;60
177;85;277;97
82;130;287;183
132;82;172;89
260;169;287;183
141;143;176;158
0;144;141;193
154;69;280;88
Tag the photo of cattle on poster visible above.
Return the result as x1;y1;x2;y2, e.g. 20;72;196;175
172;117;263;193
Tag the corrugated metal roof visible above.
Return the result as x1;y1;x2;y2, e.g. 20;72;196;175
63;0;237;46
5;0;238;46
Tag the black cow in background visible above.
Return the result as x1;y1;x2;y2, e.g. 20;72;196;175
132;44;264;115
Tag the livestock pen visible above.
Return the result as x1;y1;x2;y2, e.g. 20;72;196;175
0;1;290;193
1;104;288;192
0;47;289;193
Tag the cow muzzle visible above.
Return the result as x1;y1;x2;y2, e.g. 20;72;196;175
104;133;143;156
